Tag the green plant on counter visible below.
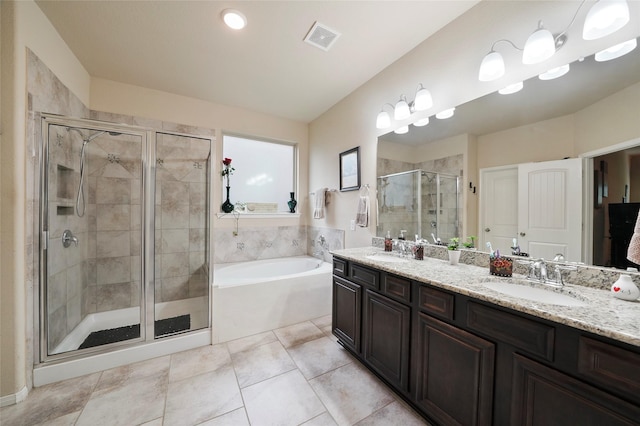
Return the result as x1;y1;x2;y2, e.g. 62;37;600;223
463;236;476;249
448;237;459;250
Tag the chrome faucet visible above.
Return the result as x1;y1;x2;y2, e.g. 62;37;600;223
526;257;577;288
62;229;78;248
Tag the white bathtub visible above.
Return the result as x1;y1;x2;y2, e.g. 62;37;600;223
212;256;332;342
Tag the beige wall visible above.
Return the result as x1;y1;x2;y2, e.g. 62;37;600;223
1;0;91;400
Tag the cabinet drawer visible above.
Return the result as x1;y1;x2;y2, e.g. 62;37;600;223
333;257;348;278
349;263;380;290
418;284;454;321
578;336;640;404
383;274;411;304
466;302;555;361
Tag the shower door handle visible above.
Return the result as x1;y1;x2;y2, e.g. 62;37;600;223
62;229;78;248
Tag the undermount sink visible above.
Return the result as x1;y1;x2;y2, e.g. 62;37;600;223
482;281;588;307
365;253;409;263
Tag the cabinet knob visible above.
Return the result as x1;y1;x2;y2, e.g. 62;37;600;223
519;232;526;237
485;228;491;232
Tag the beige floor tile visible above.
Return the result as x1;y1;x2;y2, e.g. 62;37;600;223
274;321;325;348
76;372;167;425
231;340;296;388
242;369;326;426
0;373;100;426
200;407;250;425
287;336;353;379
310;362;396;426
301;411;339;425
93;355;170;395
169;343;231;382
355;401;429;425
140;418;163;426
226;331;277;354
311;314;332;329
164;365;243;425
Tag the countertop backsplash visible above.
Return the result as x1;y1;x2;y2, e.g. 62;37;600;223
371;237;640;292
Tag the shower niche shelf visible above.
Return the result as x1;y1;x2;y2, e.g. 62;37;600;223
56;206;74;216
56;164;75;200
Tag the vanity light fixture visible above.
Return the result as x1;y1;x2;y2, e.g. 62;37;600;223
375;104;394;129
595;38;637;61
523;21;556;64
222;9;247;30
539;63;570;80
413;117;430;127
498;81;524;95
479;0;629;81
583;0;630;40
394;125;409;135
376;84;433;129
436;108;455;119
394;95;411;121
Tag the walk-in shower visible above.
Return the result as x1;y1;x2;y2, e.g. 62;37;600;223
38;115;212;369
377;169;460;242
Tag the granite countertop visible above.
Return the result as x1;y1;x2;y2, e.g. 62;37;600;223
332;247;640;348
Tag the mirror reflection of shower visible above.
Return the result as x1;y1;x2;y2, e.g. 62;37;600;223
69;128;123;217
377;169;460;242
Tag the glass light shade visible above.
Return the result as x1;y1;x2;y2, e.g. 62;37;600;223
498;81;524;95
376;110;391;129
478;51;505;81
222;9;247;30
394;125;409;134
595;38;637;61
414;86;433;111
539;64;570;80
436;108;455;119
413;117;430;127
523;25;555;64
583;0;630;40
394;98;411;120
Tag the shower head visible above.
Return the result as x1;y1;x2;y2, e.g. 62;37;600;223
84;130;122;143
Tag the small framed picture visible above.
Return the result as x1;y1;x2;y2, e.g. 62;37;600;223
339;146;361;192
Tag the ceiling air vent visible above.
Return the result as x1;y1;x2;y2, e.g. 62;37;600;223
304;22;341;51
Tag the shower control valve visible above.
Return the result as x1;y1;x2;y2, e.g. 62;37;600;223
62;229;79;248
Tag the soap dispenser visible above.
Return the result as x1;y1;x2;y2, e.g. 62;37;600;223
384;231;393;252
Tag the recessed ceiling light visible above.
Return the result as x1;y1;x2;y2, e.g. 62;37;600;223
222;9;247;30
498;81;524;95
539;64;570;80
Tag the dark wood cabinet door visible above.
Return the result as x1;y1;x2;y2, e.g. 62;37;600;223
363;290;411;392
511;353;640;426
415;313;495;426
332;276;361;353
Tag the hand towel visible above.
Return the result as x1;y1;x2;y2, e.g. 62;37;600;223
355;195;369;227
627;211;640;265
313;188;327;219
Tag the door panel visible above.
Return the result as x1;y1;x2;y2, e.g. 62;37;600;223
480;167;518;254
519;158;582;261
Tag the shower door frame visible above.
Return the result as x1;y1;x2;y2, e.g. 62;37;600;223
38;115;155;363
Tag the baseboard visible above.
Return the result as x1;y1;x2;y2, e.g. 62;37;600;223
0;386;28;407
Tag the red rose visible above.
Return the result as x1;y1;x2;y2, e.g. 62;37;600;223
223;158;232;166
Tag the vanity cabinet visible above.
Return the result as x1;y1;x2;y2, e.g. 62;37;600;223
414;313;495;425
363;286;411;392
331;256;640;425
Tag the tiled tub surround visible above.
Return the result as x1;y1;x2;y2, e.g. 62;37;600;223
212;225;344;264
335;246;640;347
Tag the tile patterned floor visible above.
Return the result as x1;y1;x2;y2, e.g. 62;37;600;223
1;315;430;426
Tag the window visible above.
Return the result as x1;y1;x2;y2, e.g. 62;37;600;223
222;134;297;213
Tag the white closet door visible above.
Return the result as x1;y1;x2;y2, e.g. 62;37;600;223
480;167;518;254
518;158;582;261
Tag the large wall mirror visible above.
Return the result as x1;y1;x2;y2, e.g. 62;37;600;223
377;36;640;270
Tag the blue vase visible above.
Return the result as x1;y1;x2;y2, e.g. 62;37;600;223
287;192;297;213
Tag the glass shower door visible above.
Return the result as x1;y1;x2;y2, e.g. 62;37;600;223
42;120;145;356
153;132;211;338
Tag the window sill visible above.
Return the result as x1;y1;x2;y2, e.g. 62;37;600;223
216;212;301;219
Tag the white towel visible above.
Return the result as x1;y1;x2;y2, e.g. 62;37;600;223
355;195;369;227
313;188;327;219
627;211;640;264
